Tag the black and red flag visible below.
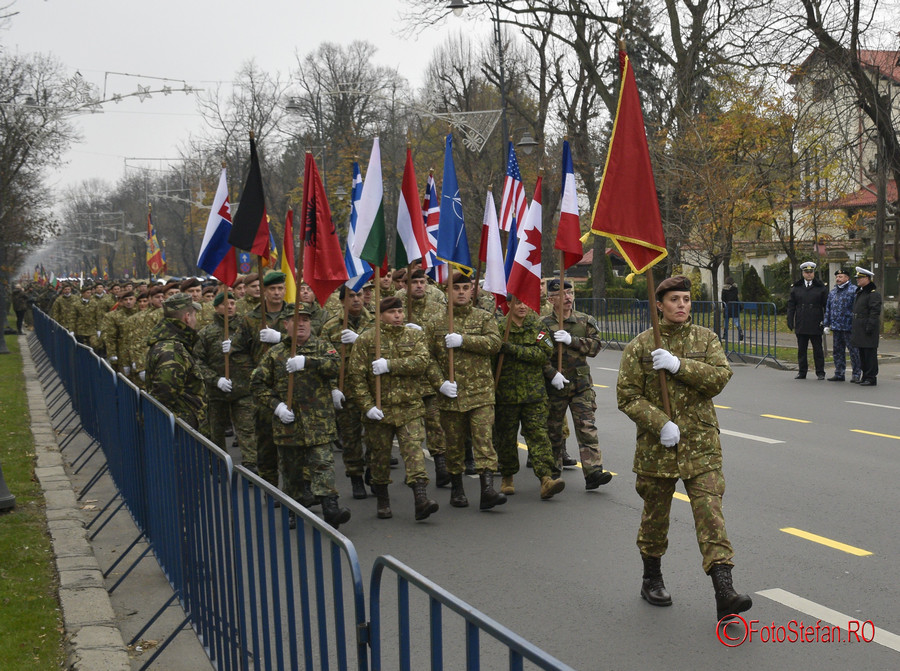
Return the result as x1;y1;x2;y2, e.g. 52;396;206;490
228;133;271;257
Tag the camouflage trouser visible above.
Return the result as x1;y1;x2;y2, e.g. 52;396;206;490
336;401;367;477
255;408;279;487
548;386;602;476
831;330;861;379
208;395;257;468
365;417;428;486
423;394;445;456
495;400;555;479
635;470;735;574
277;442;338;501
440;405;498;474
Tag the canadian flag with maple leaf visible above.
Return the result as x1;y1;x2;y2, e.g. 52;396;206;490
506;176;542;312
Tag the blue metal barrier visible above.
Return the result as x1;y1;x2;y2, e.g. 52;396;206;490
113;375;149;534
369;555;575;671
722;301;780;366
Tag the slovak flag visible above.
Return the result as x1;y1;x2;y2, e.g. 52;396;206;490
197;168;237;285
506;177;542;313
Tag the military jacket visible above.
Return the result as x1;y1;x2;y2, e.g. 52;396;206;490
323;291;343;321
195;313;251;400
250;334;339;447
50;294;77;330
787;278;827;335
850;283;882;349
101;306;138;364
234;295;260;317
617;318;732;479
494;314;553;405
73;298;99;336
230;301;295;367
11;288;28;311
346;322;430;425
304;302;330;336
541;310;602;393
824;281;857;332
128;307;164;372
426;304;501;412
145;317;208;431
401;293;446;327
322;309;375;371
196;302;216;328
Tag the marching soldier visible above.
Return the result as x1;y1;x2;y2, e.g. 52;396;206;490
101;290;139;373
73;283;97;345
50;282;77;332
127;285;167;387
346;296;439;521
234;273;260;316
542;279;612;488
250;307;351;529
297;282;330;336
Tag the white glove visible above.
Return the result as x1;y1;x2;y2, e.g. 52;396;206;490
221;339;232;353
553;330;573;346
139;371;146;382
275;402;295;424
69;331;74;336
439;380;458;398
285;355;306;373
331;389;345;410
822;327;831;335
123;365;132;376
96;330;102;337
660;421;680;447
109;356;118;363
366;406;385;421
445;333;463;348
372;358;390;375
405;323;422;331
550;372;569;390
217;377;233;393
259;327;281;344
651;348;681;374
132;362;138;370
340;329;358;344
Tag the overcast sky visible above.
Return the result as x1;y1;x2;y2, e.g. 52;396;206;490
6;0;463;195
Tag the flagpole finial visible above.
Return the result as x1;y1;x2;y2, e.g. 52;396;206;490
249;130;255;140
221;160;226;168
147;203;152;213
488;184;493;192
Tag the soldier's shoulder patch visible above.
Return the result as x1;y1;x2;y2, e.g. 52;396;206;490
327;348;338;355
536;330;547;342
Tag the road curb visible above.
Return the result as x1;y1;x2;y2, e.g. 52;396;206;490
20;336;131;671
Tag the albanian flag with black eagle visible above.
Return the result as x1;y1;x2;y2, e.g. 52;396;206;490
300;152;348;306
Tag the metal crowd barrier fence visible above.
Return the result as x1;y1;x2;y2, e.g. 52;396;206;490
30;306;583;671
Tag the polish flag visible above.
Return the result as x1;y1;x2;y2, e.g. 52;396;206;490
480;190;506;306
506;177;542;313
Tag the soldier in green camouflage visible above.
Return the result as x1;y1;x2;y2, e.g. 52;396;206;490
145;293;209;435
617;275;751;623
234;273;260;317
73;284;98;345
542;279;612;488
250;307;351;529
346;296;439;521
297;282;330;336
322;286;374;499
50;283;77;332
126;285;166;387
425;273;506;510
101;290;138;372
494;295;565;500
194;292;257;469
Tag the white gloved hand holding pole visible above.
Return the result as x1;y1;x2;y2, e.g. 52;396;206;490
285;355;306;373
274;402;295;424
331;389;345;410
553;330;572;346
372;358;390;375
259;327;281;344
340;329;358;344
221;339;232;353
366;406;385;421
651;348;681;374
550;372;569;390
660;421;680;447
439;380;458;398
445;333;463;348
217;377;233;393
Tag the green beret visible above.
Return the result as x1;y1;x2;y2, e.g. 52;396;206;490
263;271;286;286
212;291;235;307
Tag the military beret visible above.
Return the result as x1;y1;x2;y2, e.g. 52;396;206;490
361;281;375;290
835;268;852;276
410;268;427;280
136;290;149;300
180;277;202;291
148;285;165;297
855;266;874;278
81;284;93;293
119;290;135;299
163;292;201;314
380;296;403;312
451;272;471;284
232;276;245;287
242;272;259;284
655;275;692;302
262;270;286;286
201;285;217;295
392;268;407;281
547;279;573;292
799;261;817;271
212;291;235;307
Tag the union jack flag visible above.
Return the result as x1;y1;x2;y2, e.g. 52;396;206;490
423;172;448;282
499;141;527;234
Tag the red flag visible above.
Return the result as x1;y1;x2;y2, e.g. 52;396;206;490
584;51;666;274
228;134;271;257
300;153;348;306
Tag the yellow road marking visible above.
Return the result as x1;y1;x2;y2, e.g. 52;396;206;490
761;414;811;424
714;404;731;409
516;443;617;476
780;528;872;557
851;429;900;441
673;492;689;502
592;384;609;388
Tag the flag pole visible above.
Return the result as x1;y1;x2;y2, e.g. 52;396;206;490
286;207;302;408
493;309;513;388
645;266;672;417
472;184;491;312
220;161;231;380
557;250;565;372
447;265;455;382
374;265;382;407
338;290;350;391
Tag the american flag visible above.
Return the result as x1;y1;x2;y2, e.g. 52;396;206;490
423;172;448;282
499;141;527;233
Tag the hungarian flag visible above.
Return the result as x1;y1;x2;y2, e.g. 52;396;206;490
583;50;667;274
480;190;507;308
556;140;584;269
228;134;271;258
506;177;542;312
300;152;348;306
197;168;238;285
436;134;472;274
351;138;387;269
395;148;430;268
146;210;166;275
280;209;297;304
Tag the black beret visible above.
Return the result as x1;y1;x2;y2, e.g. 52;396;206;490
547;279;573;292
380;296;403;312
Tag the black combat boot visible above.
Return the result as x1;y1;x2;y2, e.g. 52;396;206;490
464;444;477;475
433;454;451;488
411;479;439;521
478;472;507;510
320;496;351;529
350;475;368;500
561;450;578;467
584;467;613;489
299;480;318;508
709;564;752;622
640;555;672;607
371;483;392;519
449;474;468;508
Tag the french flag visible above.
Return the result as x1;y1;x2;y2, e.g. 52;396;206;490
197;168;237;285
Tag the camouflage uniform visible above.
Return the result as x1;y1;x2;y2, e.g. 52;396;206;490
541;310;605;479
127;307;164;387
73;297;98;344
303;302;330;336
234;294;260;317
89;293;112;351
617;317;735;573
346;322;430;485
50;292;77;331
323;308;374;477
231;301;295;486
426;304;501;474
494;314;557;478
194;313;257;466
250;332;340;500
101;306;138;371
145;317;209;435
196;301;216;328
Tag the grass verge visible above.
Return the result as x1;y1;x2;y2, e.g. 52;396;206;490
0;335;66;669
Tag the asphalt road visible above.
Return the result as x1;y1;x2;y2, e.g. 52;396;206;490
318;350;900;670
